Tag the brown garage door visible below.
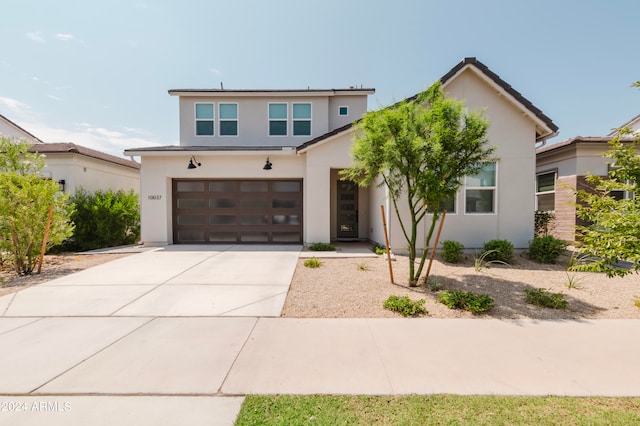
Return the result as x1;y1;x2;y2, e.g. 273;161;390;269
172;179;303;244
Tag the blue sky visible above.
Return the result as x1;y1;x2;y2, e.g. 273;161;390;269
1;0;638;158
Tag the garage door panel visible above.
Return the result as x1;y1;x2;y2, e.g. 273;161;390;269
173;179;302;244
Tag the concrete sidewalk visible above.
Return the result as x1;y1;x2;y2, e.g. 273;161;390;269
1;245;640;425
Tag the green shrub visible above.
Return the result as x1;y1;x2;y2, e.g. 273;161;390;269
383;295;427;317
60;188;140;251
524;288;568;309
303;257;322;268
438;290;495;313
482;239;514;263
528;236;568;264
308;242;335;251
441;240;464;263
372;243;386;255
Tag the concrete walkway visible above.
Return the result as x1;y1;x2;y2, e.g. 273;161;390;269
1;244;640;425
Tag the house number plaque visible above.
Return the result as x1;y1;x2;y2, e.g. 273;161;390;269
148;195;162;200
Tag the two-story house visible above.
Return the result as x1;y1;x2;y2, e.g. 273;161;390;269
126;58;558;250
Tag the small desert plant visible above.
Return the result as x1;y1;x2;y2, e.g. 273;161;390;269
428;280;443;292
438;290;495;313
357;263;368;271
308;242;335;251
634;296;640;310
441;240;464;263
383;295;428;317
524;288;568;309
482;239;514;263
528;236;568;264
371;243;386;255
565;272;584;290
534;210;556;237
474;249;510;272
303;257;322;268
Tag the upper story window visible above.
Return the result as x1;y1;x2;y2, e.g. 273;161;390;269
465;162;497;214
338;106;349;116
293;103;311;136
269;103;288;136
219;103;238;136
195;103;214;136
536;172;555;211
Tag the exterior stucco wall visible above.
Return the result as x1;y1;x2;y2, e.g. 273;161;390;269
40;154;140;194
178;95;332;148
0;121;41;143
303;132;370;243
328;96;369;130
385;68;539;251
138;152;302;245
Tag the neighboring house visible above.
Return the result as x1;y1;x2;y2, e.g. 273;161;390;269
29;143;140;194
0;114;44;144
0;115;140;194
125;57;558;249
609;113;640;135
536;135;639;242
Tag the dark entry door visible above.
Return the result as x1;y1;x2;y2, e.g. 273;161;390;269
337;180;358;239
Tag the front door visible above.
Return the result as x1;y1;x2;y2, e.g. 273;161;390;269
337;180;358;239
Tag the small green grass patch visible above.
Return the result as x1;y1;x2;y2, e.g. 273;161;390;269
235;394;640;425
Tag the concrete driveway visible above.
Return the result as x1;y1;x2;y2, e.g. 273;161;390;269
0;244;301;426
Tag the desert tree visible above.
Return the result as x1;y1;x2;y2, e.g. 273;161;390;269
573;129;640;277
0;137;73;274
341;82;493;285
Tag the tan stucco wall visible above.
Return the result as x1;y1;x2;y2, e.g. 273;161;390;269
177;94;369;148
302;132;370;243
383;68;538;251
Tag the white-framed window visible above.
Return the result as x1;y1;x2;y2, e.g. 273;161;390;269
195;103;214;136
338;106;349;116
219;103;238;136
293;103;311;136
269;103;287;136
536;171;556;211
465;161;497;214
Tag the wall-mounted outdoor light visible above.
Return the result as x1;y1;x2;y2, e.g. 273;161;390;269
187;156;201;169
57;179;66;192
263;157;273;170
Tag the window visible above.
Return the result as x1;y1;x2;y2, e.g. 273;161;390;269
465;162;497;214
219;103;238;136
339;106;349;116
293;103;311;136
269;103;287;136
536;172;555;211
195;103;214;136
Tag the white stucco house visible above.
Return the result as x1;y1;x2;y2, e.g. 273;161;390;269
125;57;558;249
0;114;140;194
